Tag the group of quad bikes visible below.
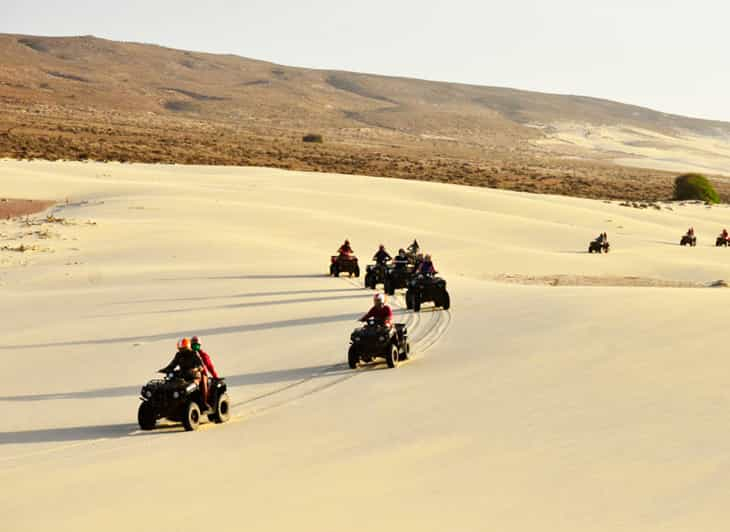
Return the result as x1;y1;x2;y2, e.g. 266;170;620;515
588;229;730;252
331;241;450;371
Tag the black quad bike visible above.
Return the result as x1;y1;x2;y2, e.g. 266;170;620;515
680;235;697;247
406;274;451;312
716;236;730;247
348;317;410;369
364;262;388;289
330;255;360;277
138;370;231;431
588;239;610;253
384;262;413;295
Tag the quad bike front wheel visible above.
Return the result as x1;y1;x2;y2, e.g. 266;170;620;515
137;402;157;431
348;345;359;369
440;291;451;310
386;344;400;368
183;401;201;431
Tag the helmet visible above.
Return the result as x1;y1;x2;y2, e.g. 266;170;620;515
399;248;406;254
379;244;385;250
374;293;385;304
344;239;350;245
425;254;432;260
191;335;200;344
178;338;191;350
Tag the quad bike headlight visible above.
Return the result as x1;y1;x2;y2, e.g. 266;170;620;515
172;391;180;399
144;390;152;398
185;383;197;394
379;336;386;342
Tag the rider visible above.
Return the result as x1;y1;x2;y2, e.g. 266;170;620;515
393;248;409;270
722;229;729;241
687;227;695;237
159;338;209;408
360;293;393;329
191;336;219;407
408;239;420;255
417;254;437;275
373;244;392;265
338;239;353;257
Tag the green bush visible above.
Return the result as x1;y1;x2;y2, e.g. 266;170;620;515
673;173;720;203
302;133;323;143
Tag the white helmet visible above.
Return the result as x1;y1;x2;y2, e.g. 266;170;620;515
374;293;385;304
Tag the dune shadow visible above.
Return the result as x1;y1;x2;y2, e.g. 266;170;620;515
94;293;371;319
0;423;136;445
0;311;362;350
156;273;327;282
111;287;362;306
1;363;352;403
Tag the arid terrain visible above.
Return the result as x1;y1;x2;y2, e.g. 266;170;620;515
2;34;729;201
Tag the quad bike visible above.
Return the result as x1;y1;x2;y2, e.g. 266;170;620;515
588;239;610;253
405;274;451;312
138;370;231;431
364;262;389;289
716;236;730;247
330;254;360;277
680;235;697;247
348;317;409;369
384;262;414;295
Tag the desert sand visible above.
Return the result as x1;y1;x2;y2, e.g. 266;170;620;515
1;159;729;531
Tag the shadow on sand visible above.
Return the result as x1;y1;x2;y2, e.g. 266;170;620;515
94;293;371;319
156;273;328;282
110;287;362;306
0;363;351;403
0;311;362;350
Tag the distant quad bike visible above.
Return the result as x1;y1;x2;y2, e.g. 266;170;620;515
330;255;360;277
680;235;697;247
138;370;231;431
364;263;388;289
716;236;730;247
348;317;409;369
384;263;413;295
588;240;610;253
406;274;451;312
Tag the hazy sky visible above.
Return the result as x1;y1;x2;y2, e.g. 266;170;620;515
4;0;729;121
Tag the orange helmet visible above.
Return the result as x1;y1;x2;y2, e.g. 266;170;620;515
178;337;191;350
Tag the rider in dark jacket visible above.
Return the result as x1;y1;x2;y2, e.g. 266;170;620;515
393;248;409;270
373;244;392;265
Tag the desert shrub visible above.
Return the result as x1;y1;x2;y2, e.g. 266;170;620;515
674;173;720;203
302;133;323;143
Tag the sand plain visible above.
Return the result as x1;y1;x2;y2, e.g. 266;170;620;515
1;160;729;531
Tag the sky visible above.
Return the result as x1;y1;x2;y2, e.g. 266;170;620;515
3;0;729;122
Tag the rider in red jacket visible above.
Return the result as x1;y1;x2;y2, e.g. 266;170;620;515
191;336;219;407
360;293;393;328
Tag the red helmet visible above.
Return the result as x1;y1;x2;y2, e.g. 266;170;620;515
177;338;191;350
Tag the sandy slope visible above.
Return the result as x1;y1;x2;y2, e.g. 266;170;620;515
1;160;729;531
538;122;730;177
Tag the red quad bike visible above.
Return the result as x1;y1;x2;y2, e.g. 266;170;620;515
330;255;360;277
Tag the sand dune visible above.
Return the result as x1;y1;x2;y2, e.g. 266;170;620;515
1;160;729;531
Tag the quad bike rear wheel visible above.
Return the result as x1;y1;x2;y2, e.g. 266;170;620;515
386;344;400;368
354;265;360;278
183;401;201;431
211;393;231;423
440;291;451;310
137;402;157;431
